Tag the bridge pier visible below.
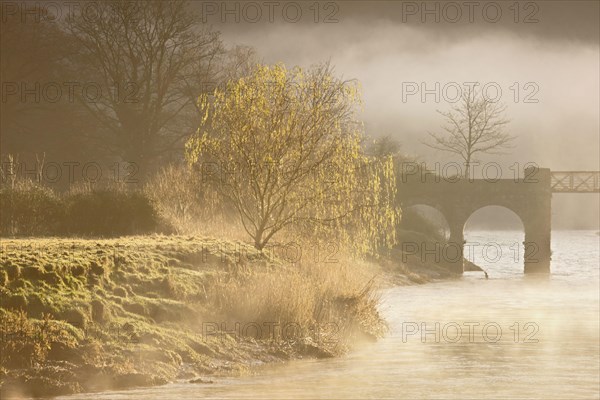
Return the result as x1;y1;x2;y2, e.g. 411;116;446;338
399;167;554;274
523;231;551;273
523;193;552;273
445;219;466;274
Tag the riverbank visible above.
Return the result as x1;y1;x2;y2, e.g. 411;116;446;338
0;235;455;398
0;235;453;398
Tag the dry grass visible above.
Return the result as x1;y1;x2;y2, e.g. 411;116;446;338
208;246;386;353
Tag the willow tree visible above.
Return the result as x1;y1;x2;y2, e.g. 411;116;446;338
186;63;398;254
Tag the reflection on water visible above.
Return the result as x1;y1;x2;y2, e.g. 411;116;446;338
60;231;600;400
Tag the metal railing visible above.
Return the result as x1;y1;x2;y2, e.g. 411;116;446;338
550;171;600;193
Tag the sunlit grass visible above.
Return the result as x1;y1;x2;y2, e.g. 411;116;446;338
0;235;385;396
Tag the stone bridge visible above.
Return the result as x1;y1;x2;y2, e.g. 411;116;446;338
397;167;600;274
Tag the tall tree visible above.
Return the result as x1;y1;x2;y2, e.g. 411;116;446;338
66;0;222;181
424;86;512;178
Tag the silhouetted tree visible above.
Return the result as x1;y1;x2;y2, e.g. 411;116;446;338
66;0;222;181
424;85;512;178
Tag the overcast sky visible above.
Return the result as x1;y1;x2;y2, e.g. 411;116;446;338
196;0;600;229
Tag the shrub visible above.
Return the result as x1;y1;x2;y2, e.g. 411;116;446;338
64;188;159;236
0;181;64;236
0;176;164;237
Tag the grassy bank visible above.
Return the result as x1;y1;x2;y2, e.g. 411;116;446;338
0;235;393;398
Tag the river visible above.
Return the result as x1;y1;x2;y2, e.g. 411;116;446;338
59;230;600;400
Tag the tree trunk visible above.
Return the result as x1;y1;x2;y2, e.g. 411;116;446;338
464;154;471;179
254;229;264;250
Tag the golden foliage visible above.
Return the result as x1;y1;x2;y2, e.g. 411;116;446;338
186;63;399;255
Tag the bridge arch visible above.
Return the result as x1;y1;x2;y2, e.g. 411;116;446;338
463;205;526;232
400;197;446;215
463;206;526;273
401;203;450;241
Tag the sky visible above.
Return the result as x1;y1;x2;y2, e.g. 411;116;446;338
194;0;600;229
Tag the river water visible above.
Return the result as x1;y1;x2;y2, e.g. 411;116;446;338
61;230;600;400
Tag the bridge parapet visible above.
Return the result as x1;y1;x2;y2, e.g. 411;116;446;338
398;168;552;208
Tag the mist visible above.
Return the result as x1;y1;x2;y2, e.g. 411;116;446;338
201;0;600;229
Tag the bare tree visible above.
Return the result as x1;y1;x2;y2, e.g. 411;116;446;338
218;45;258;84
423;86;512;178
66;0;222;181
